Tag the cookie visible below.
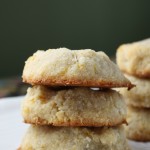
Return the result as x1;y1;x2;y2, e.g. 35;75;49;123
22;48;132;88
126;106;150;141
116;38;150;78
19;125;129;150
22;86;127;127
119;74;150;108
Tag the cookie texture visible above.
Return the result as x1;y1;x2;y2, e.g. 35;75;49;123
119;74;150;108
126;106;150;141
22;48;132;88
19;125;129;150
116;38;150;78
22;86;127;127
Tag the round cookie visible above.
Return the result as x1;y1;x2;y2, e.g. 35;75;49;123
116;38;150;78
126;106;150;141
22;86;127;127
19;125;130;150
119;74;150;108
22;48;132;88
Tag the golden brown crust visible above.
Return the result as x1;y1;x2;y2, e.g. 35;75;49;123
120;69;150;79
127;133;150;142
24;117;127;127
23;76;134;89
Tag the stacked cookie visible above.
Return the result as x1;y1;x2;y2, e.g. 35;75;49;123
117;38;150;141
20;48;132;150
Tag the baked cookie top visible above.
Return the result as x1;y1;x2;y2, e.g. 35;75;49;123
22;48;132;88
116;38;150;78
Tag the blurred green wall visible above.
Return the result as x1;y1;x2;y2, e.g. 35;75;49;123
0;0;150;77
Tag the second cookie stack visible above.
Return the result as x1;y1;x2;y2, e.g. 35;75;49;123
20;48;132;150
117;38;150;141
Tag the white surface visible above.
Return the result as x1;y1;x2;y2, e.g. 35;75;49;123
128;140;150;150
0;96;28;150
0;96;149;150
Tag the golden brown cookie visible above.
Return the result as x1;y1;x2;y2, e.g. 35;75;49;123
19;125;130;150
116;38;150;78
22;48;132;88
126;106;150;141
22;86;127;127
119;74;150;108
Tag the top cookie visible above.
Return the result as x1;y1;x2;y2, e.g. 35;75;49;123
22;48;132;88
116;38;150;78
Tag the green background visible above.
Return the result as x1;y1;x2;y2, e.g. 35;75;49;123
0;0;150;77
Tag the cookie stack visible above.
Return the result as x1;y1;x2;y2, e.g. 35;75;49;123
19;48;132;150
117;38;150;141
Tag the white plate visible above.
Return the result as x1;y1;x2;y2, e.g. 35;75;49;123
0;96;149;150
